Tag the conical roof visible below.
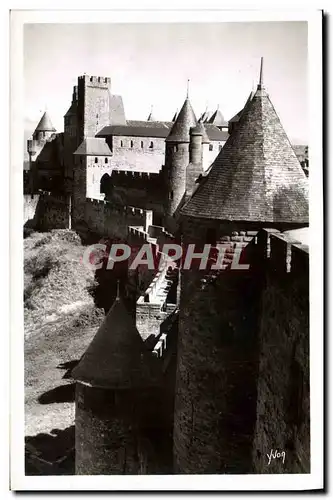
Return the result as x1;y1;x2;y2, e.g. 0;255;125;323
166;97;197;143
71;296;159;389
208;106;227;127
190;119;210;144
181;61;308;223
34;111;56;132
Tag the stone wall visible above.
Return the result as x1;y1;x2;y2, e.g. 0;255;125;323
23;194;40;226
108;170;164;221
24;191;70;230
107;135;165;173
85;199;152;240
173;220;309;474
252;231;310;473
75;382;173;474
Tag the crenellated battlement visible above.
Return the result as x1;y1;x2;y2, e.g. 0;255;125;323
111;169;163;189
78;75;111;87
259;228;309;274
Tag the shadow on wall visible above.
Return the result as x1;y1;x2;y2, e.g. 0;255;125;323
25;425;75;476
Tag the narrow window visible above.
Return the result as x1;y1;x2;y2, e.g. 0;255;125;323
209;144;213;151
105;158;108;164
149;141;154;149
169;191;174;200
219;144;223;151
95;157;98;164
120;140;123;147
174;145;178;152
141;141;144;148
131;140;134;148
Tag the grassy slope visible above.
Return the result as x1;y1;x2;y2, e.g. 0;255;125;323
24;230;104;437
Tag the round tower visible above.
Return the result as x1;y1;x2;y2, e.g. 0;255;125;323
32;110;56;143
164;89;197;229
186;120;210;195
71;293;164;475
173;58;309;474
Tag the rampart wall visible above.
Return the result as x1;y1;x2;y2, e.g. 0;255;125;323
252;230;310;473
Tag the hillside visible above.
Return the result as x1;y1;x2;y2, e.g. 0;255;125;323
24;229;105;474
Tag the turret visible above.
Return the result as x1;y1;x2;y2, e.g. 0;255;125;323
32;111;56;143
173;57;309;474
72;291;162;474
186;120;210;194
163;82;197;228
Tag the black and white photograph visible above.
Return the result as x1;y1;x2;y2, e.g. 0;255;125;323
9;8;323;491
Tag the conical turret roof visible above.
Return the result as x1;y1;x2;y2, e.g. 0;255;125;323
208;106;228;127
181;59;308;223
166;97;197;143
172;109;178;122
190;119;210;144
71;295;159;389
34;111;56;132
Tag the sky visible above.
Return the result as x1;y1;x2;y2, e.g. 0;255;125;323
24;21;308;147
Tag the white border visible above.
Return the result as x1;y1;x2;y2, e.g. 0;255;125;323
10;8;323;492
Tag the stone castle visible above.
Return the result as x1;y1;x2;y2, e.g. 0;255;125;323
24;58;310;474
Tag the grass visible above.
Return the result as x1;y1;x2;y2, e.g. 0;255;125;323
24;229;104;440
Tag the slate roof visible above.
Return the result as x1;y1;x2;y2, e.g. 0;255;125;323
96;119;226;142
34;111;56;132
208;107;228;127
166;97;197;143
204;124;229;142
71;296;159;389
64;102;77;117
74;137;112;156
181;82;309;223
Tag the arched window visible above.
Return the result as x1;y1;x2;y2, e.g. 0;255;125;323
149;141;154;149
209;144;213;151
105;157;108;164
95;157;98;164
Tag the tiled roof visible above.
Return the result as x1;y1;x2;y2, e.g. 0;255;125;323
97;123;171;138
71;296;159;389
208;107;228;127
181;84;309;223
34;111;56;132
96;120;226;142
64;102;77;117
166;97;197;143
74;137;112;156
